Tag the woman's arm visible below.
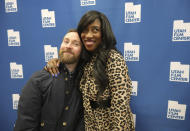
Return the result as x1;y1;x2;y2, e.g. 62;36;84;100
107;50;135;131
44;58;60;76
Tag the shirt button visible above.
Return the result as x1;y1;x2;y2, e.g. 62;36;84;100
65;106;69;110
65;91;69;95
63;122;67;126
40;122;45;127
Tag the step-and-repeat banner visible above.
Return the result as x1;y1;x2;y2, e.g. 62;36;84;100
0;0;190;130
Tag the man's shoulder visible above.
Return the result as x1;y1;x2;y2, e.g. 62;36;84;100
29;69;53;87
32;69;50;77
31;69;51;80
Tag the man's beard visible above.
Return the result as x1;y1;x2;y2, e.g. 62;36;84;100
59;50;78;64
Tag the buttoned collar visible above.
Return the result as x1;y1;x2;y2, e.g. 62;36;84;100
59;63;77;78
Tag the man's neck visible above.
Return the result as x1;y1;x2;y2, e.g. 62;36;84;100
65;63;78;73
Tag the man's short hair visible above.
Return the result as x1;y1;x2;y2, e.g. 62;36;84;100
67;28;77;33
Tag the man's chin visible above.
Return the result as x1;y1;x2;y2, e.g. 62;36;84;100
62;61;77;64
60;58;77;64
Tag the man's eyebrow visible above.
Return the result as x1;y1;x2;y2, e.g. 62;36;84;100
72;40;81;43
62;37;69;41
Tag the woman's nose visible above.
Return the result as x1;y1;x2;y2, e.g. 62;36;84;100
86;31;93;38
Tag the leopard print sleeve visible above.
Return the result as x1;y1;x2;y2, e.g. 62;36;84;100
107;50;135;131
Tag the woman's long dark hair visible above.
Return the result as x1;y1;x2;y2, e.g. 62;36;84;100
77;10;117;99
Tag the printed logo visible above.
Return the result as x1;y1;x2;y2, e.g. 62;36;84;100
5;0;17;13
133;114;136;127
10;62;23;79
80;0;96;6
169;62;189;82
167;100;186;120
7;29;20;46
124;42;140;61
44;45;58;62
12;94;20;110
131;81;138;96
125;2;141;23
41;9;56;28
172;20;190;41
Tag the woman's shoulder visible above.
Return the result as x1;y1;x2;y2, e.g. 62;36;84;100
108;49;124;61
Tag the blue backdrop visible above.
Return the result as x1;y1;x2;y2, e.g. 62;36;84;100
1;0;190;130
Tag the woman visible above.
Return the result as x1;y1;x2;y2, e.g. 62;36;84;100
46;10;135;131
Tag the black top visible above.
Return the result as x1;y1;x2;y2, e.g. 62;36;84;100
14;65;84;131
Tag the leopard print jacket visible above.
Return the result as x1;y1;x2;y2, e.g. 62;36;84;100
80;49;135;131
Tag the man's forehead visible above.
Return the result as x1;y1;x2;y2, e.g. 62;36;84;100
64;32;80;40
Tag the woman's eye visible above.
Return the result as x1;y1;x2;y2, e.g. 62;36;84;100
92;28;99;33
83;29;88;33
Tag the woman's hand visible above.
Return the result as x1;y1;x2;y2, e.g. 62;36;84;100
44;58;60;76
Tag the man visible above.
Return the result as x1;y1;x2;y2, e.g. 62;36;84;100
14;29;84;131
